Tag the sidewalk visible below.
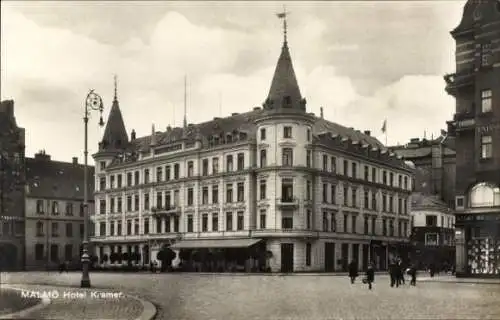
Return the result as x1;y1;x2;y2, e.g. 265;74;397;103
417;275;500;284
2;284;156;320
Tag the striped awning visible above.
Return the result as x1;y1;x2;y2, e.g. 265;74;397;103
170;238;262;249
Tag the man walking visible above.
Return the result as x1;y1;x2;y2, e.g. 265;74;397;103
348;260;358;284
365;262;375;290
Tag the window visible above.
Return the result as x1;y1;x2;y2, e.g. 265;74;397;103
481;43;492;67
382;218;387;236
260;128;266;140
202;159;209;176
426;215;437;227
212;185;219;204
382;195;387;212
35;244;44;261
226;155;233;172
284;126;292;138
364;216;369;234
144;218;149;234
364;191;369;209
364;166;369;181
382;171;387;185
201;214;208;232
481;135;493;159
307;210;312;229
281;179;293;201
352;188;357;208
260;180;266;200
307;181;312;200
425;233;439;246
110;175;115;188
36;200;44;213
64;244;73;261
99;177;106;190
110;221;115;235
127;220;132;235
174;164;180;179
100;161;106;170
187;188;194;206
260;149;267;167
371;192;377;210
237;211;244;230
372;168;377;183
187;215;193;232
127;172;132;186
165;217;171;232
156;192;163;209
36;221;44;236
50;244;59;262
306;150;312;167
202;187;209;204
156;218;162;233
343;187;348;206
343;214;348;232
237;183;244;202
66;223;72;237
330;212;336;231
187;161;194;177
389;172;394;187
134;194;139;211
226;184;233;203
134;219;139;234
144;169;150;184
323;212;328;231
352;162;357;178
99;199;106;214
51;201;59;215
144;193;150;210
404;176;408;190
331;157;336;173
237;153;244;170
65;203;73;216
134;171;139;185
212;158;219;174
226;212;233;231
212;213;218;231
79;223;84;238
351;215;357;233
260;210;267;229
322;184;328;203
51;222;59;237
165;166;171;181
282;215;293;229
343;160;348;175
117;174;122;187
398;175;402;188
173;216;179;232
389;196;394;212
174;190;180;207
306;243;312;266
282;148;293;166
389;219;394;236
469;183;500;207
371;217;376;235
323;155;328;171
99;222;106;236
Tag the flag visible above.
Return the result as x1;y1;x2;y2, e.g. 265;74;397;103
381;119;387;134
276;12;286;18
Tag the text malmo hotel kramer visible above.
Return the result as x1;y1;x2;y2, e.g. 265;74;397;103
21;290;124;299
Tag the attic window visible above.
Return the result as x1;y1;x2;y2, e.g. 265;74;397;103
226;134;232;143
283;96;292;107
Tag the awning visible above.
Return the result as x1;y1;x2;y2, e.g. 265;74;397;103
170;238;262;249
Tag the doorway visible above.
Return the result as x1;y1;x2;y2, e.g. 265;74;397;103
324;242;335;272
280;243;294;273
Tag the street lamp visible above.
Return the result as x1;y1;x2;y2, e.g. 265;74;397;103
81;89;104;288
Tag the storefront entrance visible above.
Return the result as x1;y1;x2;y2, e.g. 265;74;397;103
281;243;294;273
324;242;335;272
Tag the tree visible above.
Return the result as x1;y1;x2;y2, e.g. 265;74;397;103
134;252;141;264
123;252;129;263
102;254;109;264
157;246;176;272
109;253;116;264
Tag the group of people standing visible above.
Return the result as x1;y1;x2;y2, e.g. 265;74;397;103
347;259;417;290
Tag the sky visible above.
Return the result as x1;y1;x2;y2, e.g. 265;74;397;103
1;1;465;163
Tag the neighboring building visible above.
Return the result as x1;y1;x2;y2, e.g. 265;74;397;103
0;100;26;270
444;0;500;277
409;192;456;270
91;19;414;272
24;150;94;270
391;135;457;268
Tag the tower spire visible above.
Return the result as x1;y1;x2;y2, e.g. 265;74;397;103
276;5;289;46
113;74;118;102
183;75;187;129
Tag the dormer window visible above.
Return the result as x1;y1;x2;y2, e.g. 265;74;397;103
226;134;232;143
283;96;292;107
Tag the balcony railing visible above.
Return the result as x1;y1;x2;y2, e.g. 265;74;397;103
444;70;474;95
276;197;299;208
151;205;180;216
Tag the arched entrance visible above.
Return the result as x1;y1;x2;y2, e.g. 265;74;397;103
0;243;18;271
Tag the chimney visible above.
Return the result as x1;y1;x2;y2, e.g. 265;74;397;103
320;107;324;119
166;125;172;132
231;112;239;116
253;107;261;111
364;130;371;136
34;150;51;161
72;157;78;164
131;129;136;141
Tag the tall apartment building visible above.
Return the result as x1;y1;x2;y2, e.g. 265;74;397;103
24;151;95;270
391;135;456;269
91;20;414;272
444;0;500;277
0;100;26;270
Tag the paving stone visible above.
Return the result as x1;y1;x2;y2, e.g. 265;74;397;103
3;272;500;320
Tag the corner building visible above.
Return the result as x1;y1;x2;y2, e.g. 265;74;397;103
91;30;413;272
444;0;500;277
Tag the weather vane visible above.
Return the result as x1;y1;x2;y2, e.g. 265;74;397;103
276;5;290;44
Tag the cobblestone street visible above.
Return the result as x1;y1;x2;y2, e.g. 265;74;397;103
3;272;500;320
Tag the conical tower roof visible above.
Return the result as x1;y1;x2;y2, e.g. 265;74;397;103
99;77;129;151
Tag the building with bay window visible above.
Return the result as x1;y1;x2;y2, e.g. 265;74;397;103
444;0;500;277
91;18;414;272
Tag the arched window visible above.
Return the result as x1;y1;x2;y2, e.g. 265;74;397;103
469;182;500;207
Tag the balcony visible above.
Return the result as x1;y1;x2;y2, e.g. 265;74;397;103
444;70;474;96
252;228;318;238
276;197;299;208
151;205;180;217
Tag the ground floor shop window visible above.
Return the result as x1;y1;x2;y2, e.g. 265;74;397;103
467;237;500;275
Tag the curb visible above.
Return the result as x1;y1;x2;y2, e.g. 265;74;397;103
0;285;51;320
1;284;157;320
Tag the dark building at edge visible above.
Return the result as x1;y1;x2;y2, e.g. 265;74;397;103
0;100;26;270
444;0;500;277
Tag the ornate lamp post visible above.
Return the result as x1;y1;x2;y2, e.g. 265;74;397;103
81;90;104;288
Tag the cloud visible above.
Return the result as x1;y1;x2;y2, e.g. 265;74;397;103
1;4;456;163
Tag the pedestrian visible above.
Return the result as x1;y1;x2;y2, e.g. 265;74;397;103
397;259;405;285
409;264;417;286
429;263;435;278
365;262;375;290
348;260;358;284
388;259;396;287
